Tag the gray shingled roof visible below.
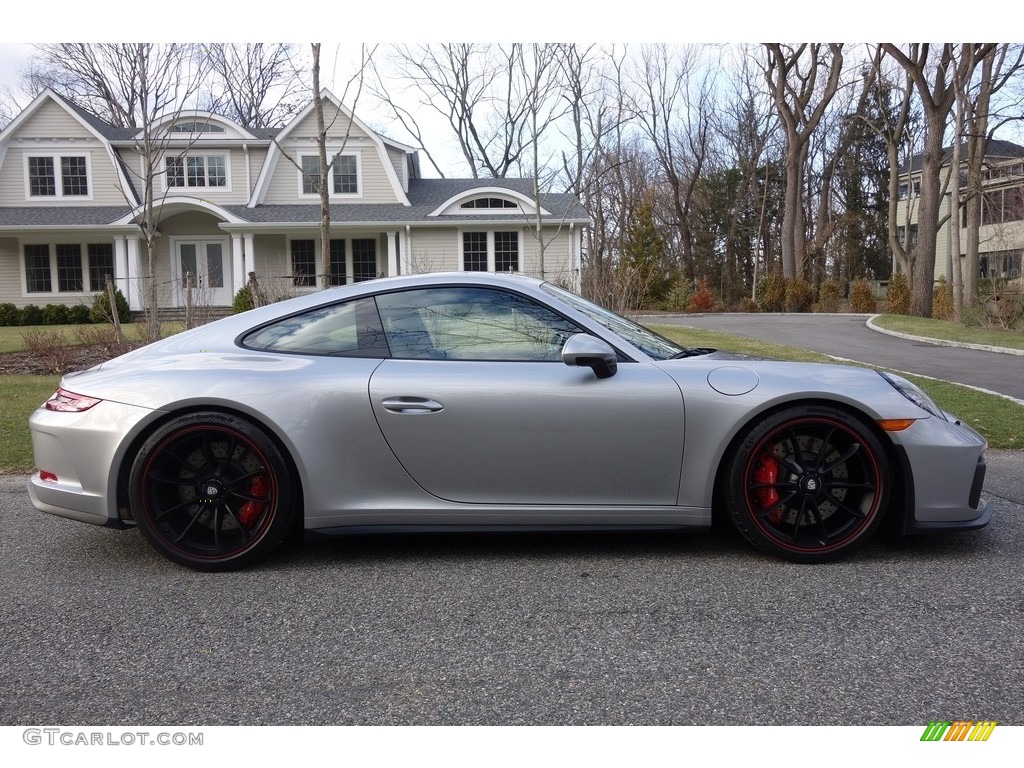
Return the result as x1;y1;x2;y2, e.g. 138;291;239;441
0;180;589;228
0;206;135;226
901;139;1024;173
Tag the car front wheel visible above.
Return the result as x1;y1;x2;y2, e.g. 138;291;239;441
129;412;295;571
724;405;890;563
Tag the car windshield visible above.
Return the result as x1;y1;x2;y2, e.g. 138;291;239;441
541;283;701;361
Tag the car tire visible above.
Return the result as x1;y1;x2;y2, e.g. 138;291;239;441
723;405;890;563
129;411;295;571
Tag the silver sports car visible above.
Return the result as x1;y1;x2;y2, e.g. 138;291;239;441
28;272;992;570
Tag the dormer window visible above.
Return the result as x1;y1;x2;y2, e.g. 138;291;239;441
299;153;360;197
171;121;225;133
26;154;91;199
165;154;228;189
460;197;518;210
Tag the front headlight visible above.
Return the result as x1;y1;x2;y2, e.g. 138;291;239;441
878;371;946;420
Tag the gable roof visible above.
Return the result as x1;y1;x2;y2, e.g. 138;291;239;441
250;88;413;207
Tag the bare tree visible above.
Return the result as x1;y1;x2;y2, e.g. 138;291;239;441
198;44;305;128
761;43;845;279
376;43;537;178
958;45;1024;307
880;43;994;317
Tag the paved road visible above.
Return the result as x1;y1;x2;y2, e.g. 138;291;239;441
1;456;1022;726
650;313;1024;402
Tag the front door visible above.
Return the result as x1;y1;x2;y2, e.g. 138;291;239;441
175;240;231;307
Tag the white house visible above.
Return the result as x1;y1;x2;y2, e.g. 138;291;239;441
0;89;589;312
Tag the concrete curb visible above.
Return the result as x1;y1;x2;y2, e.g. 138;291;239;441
866;315;1024;357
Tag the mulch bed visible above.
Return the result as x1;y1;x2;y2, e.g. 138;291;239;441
0;345;132;376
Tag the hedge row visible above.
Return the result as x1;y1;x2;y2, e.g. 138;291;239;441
0;289;132;327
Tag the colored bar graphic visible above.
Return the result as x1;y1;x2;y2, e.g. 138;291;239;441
920;720;997;742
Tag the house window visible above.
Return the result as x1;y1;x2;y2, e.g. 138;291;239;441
897;180;921;200
27;154;90;198
172;122;225;133
301;156;321;194
463;233;488;271
353;239;377;282
495;232;519;272
462;231;519;272
300;154;358;196
333;156;358;194
329;240;346;286
291;239;317;287
895;225;918;249
166;155;227;188
24;244;52;293
460;197;518;210
56;244;84;292
88;244;115;291
61;157;89;196
23;242;114;294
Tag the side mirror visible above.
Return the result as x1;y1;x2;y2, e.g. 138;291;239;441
562;334;618;379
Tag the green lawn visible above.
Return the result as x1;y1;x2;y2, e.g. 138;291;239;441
871;314;1024;351
1;375;60;473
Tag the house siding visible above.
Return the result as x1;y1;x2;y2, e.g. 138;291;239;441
262;142;402;205
0;237;21;303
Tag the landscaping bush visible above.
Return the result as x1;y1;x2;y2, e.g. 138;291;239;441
757;271;786;312
658;277;693;313
68;304;92;324
0;303;18;326
784;277;814;313
885;272;911;315
818;280;841;313
932;276;955;321
233;284;255;313
687;278;716;313
850;280;877;313
41;304;70;325
90;287;131;324
19;304;43;326
737;297;760;313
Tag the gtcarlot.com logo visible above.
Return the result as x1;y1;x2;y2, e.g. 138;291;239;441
921;721;997;742
23;728;203;746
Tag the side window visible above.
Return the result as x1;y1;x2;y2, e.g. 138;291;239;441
375;287;582;361
241;297;388;357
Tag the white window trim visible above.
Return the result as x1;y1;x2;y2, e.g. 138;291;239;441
458;229;522;272
19;239;115;297
23;151;94;201
161;151;232;193
296;150;363;199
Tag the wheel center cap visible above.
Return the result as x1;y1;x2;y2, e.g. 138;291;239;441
799;474;822;494
198;478;225;503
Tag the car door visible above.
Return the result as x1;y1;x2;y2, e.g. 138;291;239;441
367;286;685;506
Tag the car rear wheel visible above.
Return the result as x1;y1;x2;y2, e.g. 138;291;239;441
724;405;890;563
129;412;295;571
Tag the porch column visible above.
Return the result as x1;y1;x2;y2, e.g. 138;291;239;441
113;236;130;305
125;236;144;312
400;226;412;275
386;231;399;277
231;234;245;293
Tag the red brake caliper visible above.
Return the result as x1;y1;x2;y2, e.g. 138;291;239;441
238;475;267;530
752;452;782;524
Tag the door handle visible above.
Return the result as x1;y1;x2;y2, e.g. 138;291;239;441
381;396;444;414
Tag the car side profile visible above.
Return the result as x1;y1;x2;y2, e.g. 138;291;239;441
27;273;992;570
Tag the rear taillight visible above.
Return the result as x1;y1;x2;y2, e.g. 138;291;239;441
44;387;102;412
